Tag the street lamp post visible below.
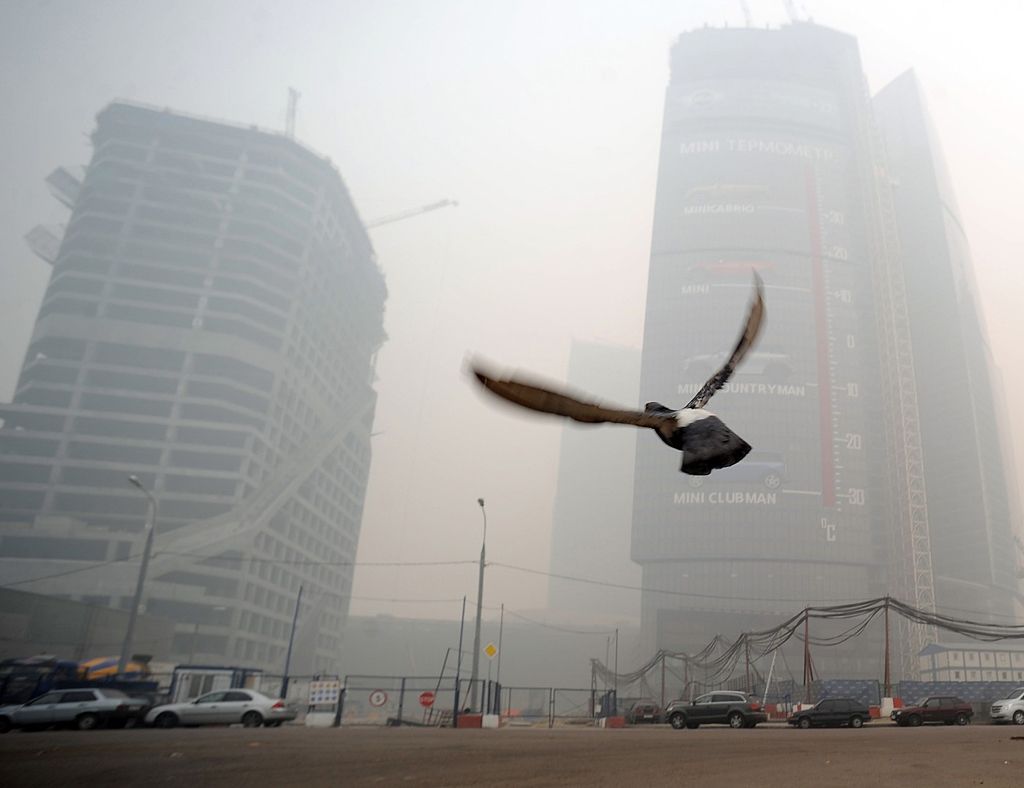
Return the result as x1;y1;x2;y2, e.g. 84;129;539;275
118;474;157;677
470;498;486;712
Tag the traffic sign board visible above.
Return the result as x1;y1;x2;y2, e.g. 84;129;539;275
418;691;436;708
484;642;498;659
368;689;388;707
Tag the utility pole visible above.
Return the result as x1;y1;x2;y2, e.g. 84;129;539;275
883;597;892;697
495;603;504;714
745;637;751;694
803;609;814;703
660;652;666;707
119;475;157;676
470;498;486;711
281;585;303;698
454;596;466;727
763;650;778;712
613;627;619;715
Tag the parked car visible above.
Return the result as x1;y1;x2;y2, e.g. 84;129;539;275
626;701;663;725
665;691;766;730
145;688;296;729
126;690;171;725
0;688;146;733
891;696;972;727
787;698;872;729
989;687;1024;725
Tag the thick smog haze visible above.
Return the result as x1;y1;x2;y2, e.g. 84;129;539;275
1;0;1022;638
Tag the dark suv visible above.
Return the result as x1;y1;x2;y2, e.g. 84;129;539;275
891;696;972;727
665;691;766;730
788;698;872;729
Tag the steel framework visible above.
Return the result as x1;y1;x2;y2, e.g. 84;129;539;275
855;80;937;678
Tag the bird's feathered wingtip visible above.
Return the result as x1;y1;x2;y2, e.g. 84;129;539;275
465;355;493;386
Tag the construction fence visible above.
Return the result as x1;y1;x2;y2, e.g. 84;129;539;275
339;675;601;728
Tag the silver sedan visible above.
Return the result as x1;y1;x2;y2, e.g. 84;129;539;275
145;689;296;729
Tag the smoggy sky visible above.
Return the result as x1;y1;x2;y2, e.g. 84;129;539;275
1;0;1022;627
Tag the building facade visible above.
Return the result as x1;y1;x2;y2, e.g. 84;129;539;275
0;102;386;674
632;24;892;676
874;72;1021;624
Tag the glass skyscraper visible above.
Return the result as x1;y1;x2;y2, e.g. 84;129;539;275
633;23;1021;679
632;24;892;676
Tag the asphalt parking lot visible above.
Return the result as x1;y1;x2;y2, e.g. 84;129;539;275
2;723;1023;787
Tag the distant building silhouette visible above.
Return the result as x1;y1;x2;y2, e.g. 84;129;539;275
0;102;385;673
874;71;1020;623
547;340;641;620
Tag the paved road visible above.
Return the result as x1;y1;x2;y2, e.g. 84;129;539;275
2;723;1023;787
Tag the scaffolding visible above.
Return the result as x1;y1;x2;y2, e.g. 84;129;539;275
856;79;937;677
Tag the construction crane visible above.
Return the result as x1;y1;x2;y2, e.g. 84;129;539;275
739;0;753;26
365;198;458;229
285;87;300;138
783;0;811;23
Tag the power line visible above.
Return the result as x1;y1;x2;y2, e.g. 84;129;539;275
166;551;478;568
4;551;1021;627
350;595;464;604
489;561;868;604
1;553;144;588
592;596;1024;687
501;608;616;636
0;554;477;590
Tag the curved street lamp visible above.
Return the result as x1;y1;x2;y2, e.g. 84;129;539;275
118;475;158;676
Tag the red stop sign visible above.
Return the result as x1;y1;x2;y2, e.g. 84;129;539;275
418;691;436;708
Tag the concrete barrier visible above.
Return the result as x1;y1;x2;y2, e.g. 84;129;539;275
880;697;901;718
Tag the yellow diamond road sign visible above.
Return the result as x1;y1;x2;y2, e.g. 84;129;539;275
484;642;498;659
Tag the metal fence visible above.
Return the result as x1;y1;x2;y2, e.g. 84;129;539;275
339;676;603;728
340;675;472;727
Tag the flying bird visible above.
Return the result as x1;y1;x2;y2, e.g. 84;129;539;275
472;273;765;475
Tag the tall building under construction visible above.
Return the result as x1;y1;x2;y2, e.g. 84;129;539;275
632;23;1020;679
873;71;1020;625
0;102;385;672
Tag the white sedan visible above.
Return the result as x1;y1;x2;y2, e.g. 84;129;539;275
145;689;296;729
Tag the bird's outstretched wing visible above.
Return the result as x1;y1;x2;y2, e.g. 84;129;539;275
684;272;766;410
472;367;672;432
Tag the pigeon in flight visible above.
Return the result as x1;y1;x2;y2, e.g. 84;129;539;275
472;273;765;475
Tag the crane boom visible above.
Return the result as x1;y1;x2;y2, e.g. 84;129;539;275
739;1;752;26
365;199;458;229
